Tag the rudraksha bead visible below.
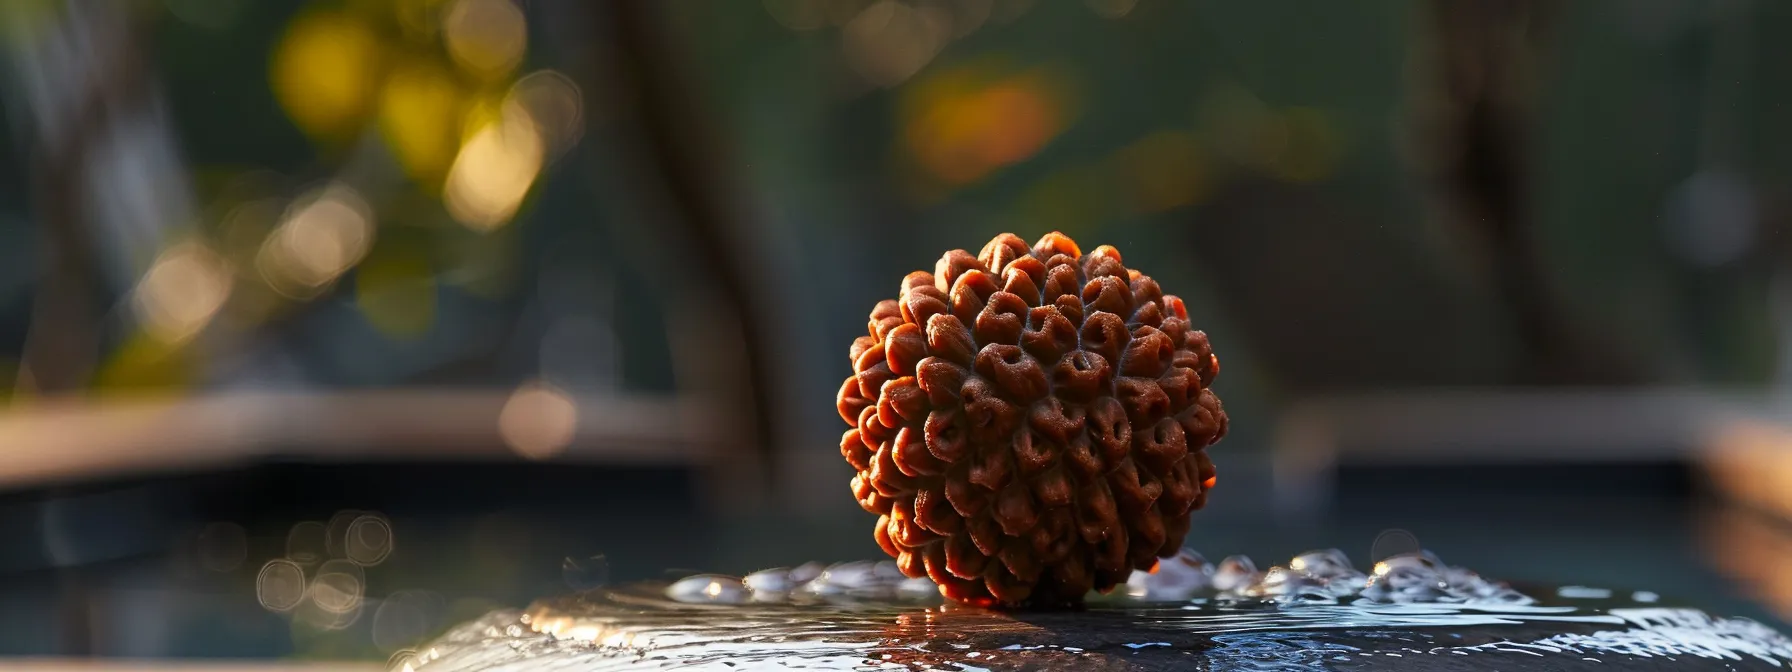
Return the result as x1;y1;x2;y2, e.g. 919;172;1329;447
839;232;1226;608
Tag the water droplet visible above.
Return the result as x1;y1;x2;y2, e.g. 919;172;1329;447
1362;552;1448;603
666;574;749;604
1212;555;1260;593
1558;586;1614;600
1126;548;1213;600
743;567;793;599
1289;548;1356;581
1251;566;1333;602
789;561;827;585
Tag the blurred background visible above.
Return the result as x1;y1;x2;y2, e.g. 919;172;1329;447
2;0;1792;665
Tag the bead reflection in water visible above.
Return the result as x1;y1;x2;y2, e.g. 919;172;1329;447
256;559;307;612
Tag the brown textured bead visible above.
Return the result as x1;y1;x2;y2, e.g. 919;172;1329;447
840;232;1227;608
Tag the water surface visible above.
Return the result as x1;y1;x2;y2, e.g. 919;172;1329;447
400;550;1792;670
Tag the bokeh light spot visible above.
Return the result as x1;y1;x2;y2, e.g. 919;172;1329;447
508;70;585;157
764;0;829;30
395;0;448;38
325;509;363;560
287;520;329;567
443;0;527;80
257;184;376;297
346;513;395;566
903;66;1071;186
1114;130;1208;213
445;103;543;231
296;559;366;630
271;10;384;139
311;559;366;614
133;241;233;345
379;60;466;189
843;0;952;87
498;381;577;460
256;559;307;612
1085;0;1137;18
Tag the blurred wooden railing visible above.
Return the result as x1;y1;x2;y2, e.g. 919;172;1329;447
1268;387;1786;516
0;389;730;490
